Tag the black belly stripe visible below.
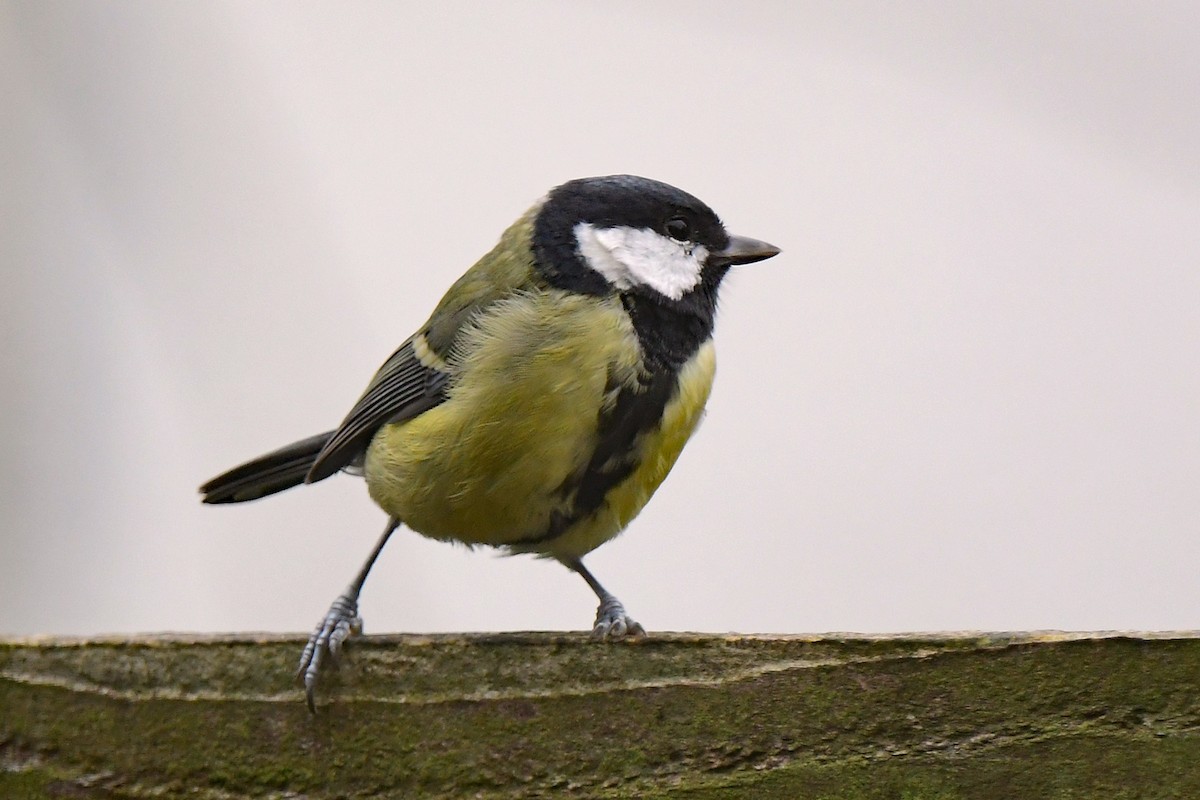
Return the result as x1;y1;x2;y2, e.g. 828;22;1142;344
509;367;677;547
508;281;722;549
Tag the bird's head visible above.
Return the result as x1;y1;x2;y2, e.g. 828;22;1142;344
532;175;780;305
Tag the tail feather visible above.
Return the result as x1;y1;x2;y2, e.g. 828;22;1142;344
200;431;336;504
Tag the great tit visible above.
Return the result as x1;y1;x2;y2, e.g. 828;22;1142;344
200;175;780;711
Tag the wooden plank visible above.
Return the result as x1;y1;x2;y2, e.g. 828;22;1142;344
2;632;1198;798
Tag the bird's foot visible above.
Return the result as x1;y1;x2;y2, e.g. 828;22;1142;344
591;595;646;640
296;589;362;713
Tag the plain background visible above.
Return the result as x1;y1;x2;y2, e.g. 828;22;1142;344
3;2;1198;637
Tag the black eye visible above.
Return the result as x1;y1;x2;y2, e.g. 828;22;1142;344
664;216;692;242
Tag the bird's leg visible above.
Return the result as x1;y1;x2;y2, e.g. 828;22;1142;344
296;516;400;713
567;558;646;640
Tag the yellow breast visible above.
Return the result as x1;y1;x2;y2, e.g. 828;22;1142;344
364;290;716;561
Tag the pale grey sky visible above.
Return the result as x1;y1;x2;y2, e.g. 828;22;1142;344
3;1;1198;637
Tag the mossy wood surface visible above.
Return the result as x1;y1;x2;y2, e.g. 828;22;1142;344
2;632;1199;798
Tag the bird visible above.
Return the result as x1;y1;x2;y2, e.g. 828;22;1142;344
200;174;780;711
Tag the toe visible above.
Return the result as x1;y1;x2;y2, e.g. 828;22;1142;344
328;618;353;657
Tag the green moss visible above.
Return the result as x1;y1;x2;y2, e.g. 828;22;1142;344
0;770;57;800
649;732;1200;799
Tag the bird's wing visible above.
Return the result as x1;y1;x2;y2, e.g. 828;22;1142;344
306;222;544;483
305;335;451;482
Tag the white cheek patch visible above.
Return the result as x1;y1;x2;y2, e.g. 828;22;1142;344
574;223;709;301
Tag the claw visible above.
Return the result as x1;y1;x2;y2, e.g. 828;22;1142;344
296;590;361;713
304;671;318;715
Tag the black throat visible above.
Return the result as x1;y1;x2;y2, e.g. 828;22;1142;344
620;263;727;374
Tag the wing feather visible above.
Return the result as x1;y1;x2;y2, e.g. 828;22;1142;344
305;338;449;482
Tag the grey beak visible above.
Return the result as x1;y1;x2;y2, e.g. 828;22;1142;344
713;234;781;266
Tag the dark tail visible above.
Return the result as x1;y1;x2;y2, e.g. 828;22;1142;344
200;431;336;504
